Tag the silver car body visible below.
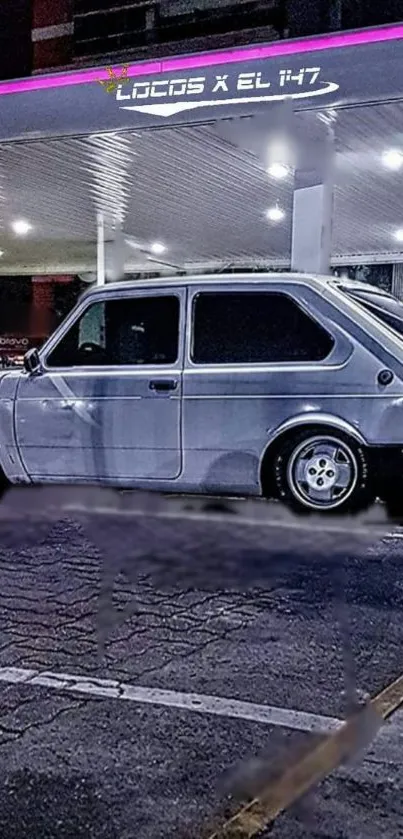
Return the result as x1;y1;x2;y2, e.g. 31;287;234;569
1;272;403;495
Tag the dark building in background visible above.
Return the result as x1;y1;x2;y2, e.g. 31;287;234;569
30;0;403;71
341;0;403;30
0;0;32;81
72;0;287;65
286;0;403;38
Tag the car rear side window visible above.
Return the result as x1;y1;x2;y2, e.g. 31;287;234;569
191;292;334;364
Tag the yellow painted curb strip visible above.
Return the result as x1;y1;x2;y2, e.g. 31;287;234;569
206;674;403;839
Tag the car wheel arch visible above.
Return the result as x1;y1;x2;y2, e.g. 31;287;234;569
259;414;368;498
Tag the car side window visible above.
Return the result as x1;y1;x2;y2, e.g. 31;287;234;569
46;295;180;368
191;291;334;364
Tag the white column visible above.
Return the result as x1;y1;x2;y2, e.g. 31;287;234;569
291;133;334;275
106;227;126;282
96;212;105;286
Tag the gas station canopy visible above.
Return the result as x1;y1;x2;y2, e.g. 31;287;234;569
1;23;403;275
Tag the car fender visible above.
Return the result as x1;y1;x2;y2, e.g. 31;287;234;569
267;412;368;449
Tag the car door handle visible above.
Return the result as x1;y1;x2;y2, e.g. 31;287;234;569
149;379;178;392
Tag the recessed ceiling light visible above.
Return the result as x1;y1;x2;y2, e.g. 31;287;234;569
266;206;285;222
267;162;289;180
11;219;32;236
394;228;403;242
382;149;403;170
150;241;166;255
0;250;3;258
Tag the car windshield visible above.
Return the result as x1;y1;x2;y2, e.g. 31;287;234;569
339;285;403;338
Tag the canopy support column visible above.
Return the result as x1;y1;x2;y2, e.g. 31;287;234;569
291;130;335;275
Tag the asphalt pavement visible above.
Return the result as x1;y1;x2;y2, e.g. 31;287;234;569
0;496;402;838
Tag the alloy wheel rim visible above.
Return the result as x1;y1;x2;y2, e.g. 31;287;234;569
287;435;359;510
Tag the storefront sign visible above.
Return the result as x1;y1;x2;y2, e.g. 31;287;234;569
0;336;42;356
113;65;338;118
0;336;29;352
0;24;403;140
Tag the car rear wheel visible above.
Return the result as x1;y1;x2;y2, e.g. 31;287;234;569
273;429;374;514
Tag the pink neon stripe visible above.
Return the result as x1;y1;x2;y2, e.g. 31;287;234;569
0;23;402;96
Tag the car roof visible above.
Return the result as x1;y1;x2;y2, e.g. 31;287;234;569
84;272;378;296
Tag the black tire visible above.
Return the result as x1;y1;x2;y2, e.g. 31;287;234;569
273;427;374;515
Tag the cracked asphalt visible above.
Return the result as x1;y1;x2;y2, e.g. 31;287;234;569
0;500;402;838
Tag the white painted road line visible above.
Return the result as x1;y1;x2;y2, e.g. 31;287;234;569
0;665;342;734
1;665;402;749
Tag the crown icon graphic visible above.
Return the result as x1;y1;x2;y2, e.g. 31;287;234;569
99;65;130;94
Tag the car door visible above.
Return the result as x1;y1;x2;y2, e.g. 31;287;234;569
183;283;350;493
14;287;185;483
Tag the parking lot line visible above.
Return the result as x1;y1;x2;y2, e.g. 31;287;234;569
0;665;341;734
205;673;403;839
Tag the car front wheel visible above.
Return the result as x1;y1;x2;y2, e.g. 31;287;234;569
273;429;374;514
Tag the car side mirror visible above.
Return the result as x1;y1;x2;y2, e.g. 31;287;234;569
23;347;42;375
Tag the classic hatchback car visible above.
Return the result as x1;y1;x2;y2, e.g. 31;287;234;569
1;272;403;515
